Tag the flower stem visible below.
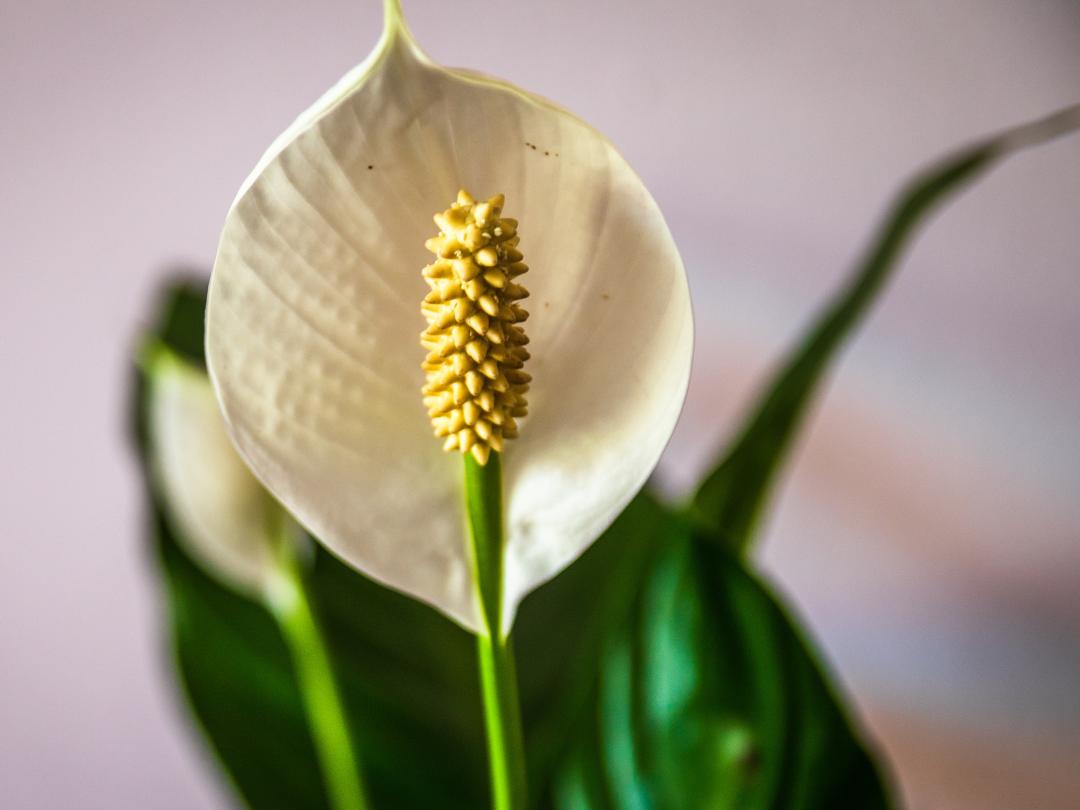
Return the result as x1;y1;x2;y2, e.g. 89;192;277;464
266;518;370;810
463;453;528;810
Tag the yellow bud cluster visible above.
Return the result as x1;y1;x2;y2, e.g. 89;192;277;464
420;190;531;466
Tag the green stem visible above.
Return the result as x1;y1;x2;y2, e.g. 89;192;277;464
463;453;528;810
267;521;370;810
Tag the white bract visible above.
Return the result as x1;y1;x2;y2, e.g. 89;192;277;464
205;2;693;634
146;348;275;596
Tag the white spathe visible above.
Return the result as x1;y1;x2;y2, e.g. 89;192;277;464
147;349;275;596
206;4;693;634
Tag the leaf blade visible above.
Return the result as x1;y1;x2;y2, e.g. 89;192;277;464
690;104;1080;554
554;534;892;810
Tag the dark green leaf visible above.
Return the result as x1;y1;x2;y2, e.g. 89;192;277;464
133;277;893;809
144;275;209;367
156;507;335;808
690;104;1080;555
515;489;673;801
553;531;891;810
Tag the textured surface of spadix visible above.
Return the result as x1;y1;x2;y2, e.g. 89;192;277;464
207;20;693;633
148;352;273;596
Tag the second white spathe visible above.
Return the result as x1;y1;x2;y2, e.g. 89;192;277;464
147;347;275;596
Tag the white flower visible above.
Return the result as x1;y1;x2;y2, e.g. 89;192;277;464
205;2;693;634
145;347;275;596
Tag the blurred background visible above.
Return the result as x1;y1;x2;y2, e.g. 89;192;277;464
2;0;1078;807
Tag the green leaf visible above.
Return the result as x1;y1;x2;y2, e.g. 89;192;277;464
134;278;893;809
156;506;336;808
690;104;1080;554
553;531;891;810
145;276;208;367
515;489;673;801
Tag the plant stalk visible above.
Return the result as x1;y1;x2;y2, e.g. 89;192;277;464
463;453;528;810
267;518;370;810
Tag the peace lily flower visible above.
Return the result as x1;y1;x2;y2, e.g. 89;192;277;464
144;345;276;597
205;0;693;637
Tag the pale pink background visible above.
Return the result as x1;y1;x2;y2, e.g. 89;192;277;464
2;1;1079;807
